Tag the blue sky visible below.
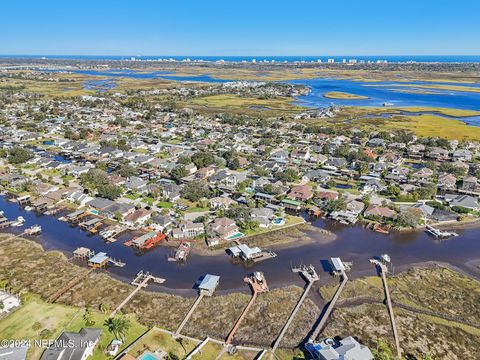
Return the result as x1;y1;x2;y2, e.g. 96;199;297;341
1;0;479;56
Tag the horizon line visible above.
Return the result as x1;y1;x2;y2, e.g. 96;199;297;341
1;54;480;57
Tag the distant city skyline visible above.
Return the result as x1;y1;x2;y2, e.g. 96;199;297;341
1;0;479;56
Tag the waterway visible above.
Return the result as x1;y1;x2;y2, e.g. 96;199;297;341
70;69;480;123
1;197;479;293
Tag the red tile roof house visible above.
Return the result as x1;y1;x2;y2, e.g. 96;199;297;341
363;204;396;219
288;184;313;201
123;208;152;227
317;190;339;201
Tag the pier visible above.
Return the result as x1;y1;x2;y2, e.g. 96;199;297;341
270;264;319;358
225;272;269;346
110;271;165;318
47;267;96;303
370;255;402;359
174;274;220;337
309;258;350;342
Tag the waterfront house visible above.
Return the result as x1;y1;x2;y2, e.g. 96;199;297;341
172;221;204;239
305;336;373;360
66;191;94;208
123;208;152;227
208;217;239;241
363;204;396;219
150;215;173;232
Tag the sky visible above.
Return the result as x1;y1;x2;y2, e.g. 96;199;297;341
1;0;479;56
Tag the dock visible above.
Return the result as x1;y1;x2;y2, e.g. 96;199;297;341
270;265;319;358
72;247;125;268
110;271;165;318
79;217;102;231
225;272;269;346
47;267;96;303
425;225;458;239
370;255;402;359
228;243;277;263
174;274;220;337
309;258;350;342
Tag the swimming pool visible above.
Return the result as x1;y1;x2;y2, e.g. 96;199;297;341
226;232;244;240
139;352;161;360
273;218;285;225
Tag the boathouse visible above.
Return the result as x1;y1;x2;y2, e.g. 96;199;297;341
87;252;109;268
198;274;220;296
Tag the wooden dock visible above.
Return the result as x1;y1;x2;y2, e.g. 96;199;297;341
47;267;96;303
270;265;319;358
309;269;348;341
110;271;165;318
370;257;402;359
225;272;269;346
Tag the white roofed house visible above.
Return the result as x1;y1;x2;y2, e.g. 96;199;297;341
172;221;204;239
291;147;311;161
66;191;94;208
306;336;373;360
209;196;235;210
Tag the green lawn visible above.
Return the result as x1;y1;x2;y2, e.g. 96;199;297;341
157;201;173;209
0;294;147;360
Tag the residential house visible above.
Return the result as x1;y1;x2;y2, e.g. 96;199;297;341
123;208;152;227
208;217;239;241
445;194;479;210
288;184;313;201
363;204;396;219
40;328;102;360
437;173;457;190
172;221;204;239
209;196;235;210
125;176;148;194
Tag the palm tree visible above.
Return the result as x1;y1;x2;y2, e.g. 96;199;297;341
104;318;119;340
115;317;131;341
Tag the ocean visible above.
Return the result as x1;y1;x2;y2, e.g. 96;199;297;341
1;55;480;63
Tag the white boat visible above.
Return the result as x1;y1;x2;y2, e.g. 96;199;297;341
25;225;42;235
24;206;33;211
11;216;26;227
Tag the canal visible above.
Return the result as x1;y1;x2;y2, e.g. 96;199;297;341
1;196;479;293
